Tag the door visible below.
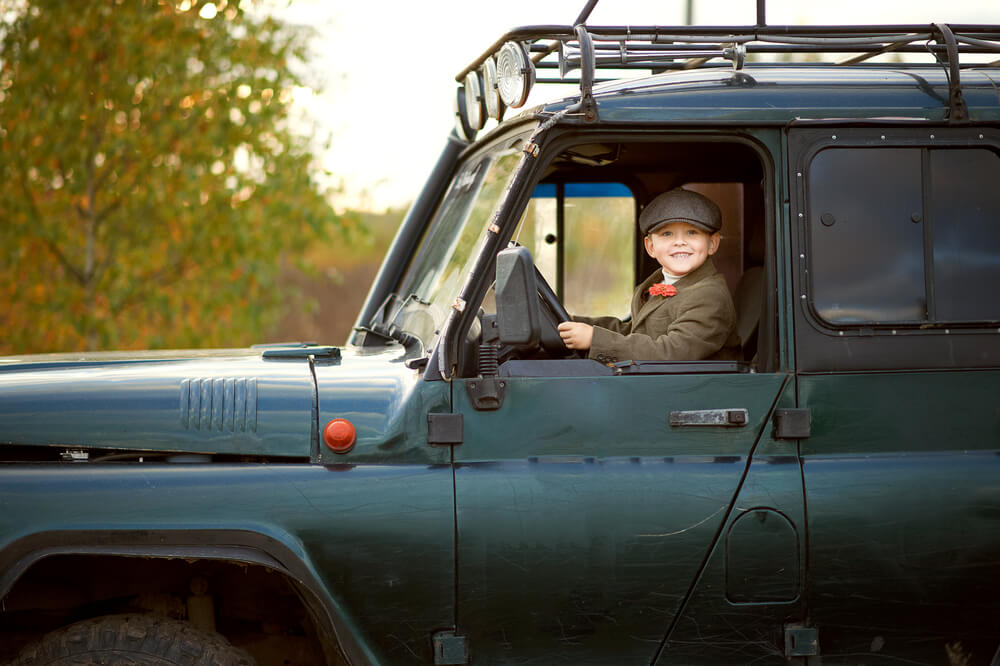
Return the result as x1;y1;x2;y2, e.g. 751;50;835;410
453;368;788;664
450;169;793;662
790;127;1000;661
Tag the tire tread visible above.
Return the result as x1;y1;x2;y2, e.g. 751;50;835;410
11;614;255;666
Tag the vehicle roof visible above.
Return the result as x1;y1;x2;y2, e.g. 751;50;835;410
541;64;1000;123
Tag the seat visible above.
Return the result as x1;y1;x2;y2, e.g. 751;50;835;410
733;217;765;363
733;265;763;362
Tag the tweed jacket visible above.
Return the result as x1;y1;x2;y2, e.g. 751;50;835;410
574;259;740;363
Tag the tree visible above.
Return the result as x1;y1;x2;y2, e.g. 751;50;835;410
0;0;351;353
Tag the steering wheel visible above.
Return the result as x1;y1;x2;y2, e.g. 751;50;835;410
533;266;576;356
535;266;571;323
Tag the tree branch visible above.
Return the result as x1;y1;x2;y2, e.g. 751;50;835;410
109;255;195;315
17;167;87;285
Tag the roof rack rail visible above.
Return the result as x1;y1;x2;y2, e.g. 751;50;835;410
451;3;1000;138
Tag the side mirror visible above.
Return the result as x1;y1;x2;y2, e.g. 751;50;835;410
495;246;541;347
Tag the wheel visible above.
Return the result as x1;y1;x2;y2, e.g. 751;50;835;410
11;613;255;666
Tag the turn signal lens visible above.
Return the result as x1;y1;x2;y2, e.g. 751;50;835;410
323;418;356;454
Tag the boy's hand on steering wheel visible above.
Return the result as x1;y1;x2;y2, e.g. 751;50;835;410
557;322;593;351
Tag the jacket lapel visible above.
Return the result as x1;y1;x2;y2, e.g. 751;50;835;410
631;270;669;329
630;260;719;330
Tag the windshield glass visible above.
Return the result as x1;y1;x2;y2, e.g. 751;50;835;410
380;136;526;351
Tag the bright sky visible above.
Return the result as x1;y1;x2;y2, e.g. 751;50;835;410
271;0;998;211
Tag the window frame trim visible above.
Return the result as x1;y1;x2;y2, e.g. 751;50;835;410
793;127;1000;339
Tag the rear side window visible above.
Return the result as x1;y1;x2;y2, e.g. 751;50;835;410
806;145;1000;326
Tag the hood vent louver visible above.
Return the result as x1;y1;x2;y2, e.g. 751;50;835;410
180;377;258;433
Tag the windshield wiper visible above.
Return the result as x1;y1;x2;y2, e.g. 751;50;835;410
354;322;422;353
385;324;422;351
358;293;427;354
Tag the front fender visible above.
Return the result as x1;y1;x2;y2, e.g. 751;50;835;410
0;461;455;665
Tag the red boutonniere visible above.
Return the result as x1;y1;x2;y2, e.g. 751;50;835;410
648;283;677;298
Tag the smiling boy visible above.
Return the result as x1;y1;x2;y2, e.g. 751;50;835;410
557;187;741;362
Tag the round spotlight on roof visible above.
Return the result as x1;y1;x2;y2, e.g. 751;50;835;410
453;85;478;142
481;56;505;121
463;70;486;131
496;41;534;109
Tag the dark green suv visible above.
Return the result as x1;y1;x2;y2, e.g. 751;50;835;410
2;7;1000;665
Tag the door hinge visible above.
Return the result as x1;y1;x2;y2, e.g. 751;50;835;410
773;408;811;439
432;630;468;665
785;624;819;657
428;413;463;446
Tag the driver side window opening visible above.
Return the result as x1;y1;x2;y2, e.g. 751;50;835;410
479;136;771;376
518;182;636;318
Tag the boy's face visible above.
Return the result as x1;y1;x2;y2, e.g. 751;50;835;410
644;221;721;277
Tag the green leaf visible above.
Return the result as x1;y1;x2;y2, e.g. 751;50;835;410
0;0;349;353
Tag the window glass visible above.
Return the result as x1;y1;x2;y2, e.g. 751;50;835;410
808;145;1000;327
807;148;925;323
388;140;524;349
929;148;1000;322
516;189;557;294
517;183;634;318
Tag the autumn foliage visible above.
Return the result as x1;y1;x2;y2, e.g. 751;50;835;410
0;0;350;353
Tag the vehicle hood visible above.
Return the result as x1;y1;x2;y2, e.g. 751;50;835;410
0;344;422;460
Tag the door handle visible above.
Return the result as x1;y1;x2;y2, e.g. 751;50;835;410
669;408;748;427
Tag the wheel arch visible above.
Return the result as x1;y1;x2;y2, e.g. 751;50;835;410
0;528;368;666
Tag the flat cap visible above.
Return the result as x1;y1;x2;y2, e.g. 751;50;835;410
640;188;722;236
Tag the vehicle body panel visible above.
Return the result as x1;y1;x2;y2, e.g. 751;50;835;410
453;372;789;663
554;67;1000;123
0;351;315;458
312;347;452;465
657;379;803;665
0;343;454;663
799;371;1000;661
0;461;455;664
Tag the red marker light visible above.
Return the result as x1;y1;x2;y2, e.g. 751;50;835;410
323;418;356;454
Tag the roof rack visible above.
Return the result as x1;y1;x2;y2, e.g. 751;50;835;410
450;0;1000;138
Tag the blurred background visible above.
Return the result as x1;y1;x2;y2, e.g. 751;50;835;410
1;0;995;354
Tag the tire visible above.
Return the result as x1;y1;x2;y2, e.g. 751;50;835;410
11;613;255;666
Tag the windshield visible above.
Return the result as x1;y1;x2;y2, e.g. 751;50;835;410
379;136;526;351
